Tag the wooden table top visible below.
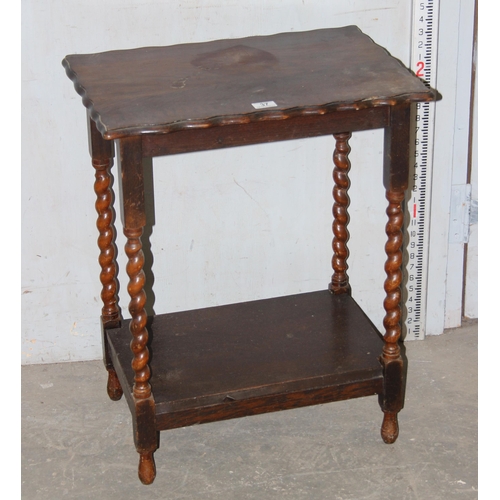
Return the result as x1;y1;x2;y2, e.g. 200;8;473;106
63;26;434;140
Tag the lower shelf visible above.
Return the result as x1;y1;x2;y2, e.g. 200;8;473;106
107;290;385;431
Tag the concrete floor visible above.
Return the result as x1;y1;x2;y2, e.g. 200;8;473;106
22;320;477;499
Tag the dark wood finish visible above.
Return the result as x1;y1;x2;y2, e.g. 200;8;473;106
116;136;153;400
88;114;123;400
62;26;433;140
89;119;120;325
107;291;384;427
329;132;352;295
142;107;389;157
117;137;146;229
123;226;151;400
378;104;412;443
116;136;159;481
379;189;406;443
383;104;412;192
132;396;157;485
122;225;159;483
63;26;436;484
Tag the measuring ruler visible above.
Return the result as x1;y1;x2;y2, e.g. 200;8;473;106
404;0;439;340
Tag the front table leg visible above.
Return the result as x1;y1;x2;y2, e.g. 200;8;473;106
380;189;405;443
379;104;411;443
118;137;158;485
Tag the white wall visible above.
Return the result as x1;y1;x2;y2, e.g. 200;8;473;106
21;0;475;364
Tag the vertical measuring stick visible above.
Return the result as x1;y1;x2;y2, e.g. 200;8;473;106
405;0;439;340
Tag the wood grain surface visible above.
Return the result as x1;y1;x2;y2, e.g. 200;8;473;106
63;26;434;139
107;291;384;429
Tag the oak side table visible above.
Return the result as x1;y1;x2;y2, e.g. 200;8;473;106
63;26;435;484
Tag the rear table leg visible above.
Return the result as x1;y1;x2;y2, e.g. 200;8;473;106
88;114;123;400
329;132;352;295
105;356;123;401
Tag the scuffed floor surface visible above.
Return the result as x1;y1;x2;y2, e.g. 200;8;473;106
22;321;477;499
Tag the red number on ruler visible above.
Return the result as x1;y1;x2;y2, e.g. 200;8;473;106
416;61;425;77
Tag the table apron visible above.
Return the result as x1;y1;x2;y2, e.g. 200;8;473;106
141;106;390;158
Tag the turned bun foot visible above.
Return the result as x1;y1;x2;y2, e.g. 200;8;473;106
138;452;156;485
106;369;123;401
381;411;399;444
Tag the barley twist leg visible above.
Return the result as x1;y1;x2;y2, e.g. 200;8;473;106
123;227;157;484
93;157;122;401
329;132;352;295
379;189;405;444
124;227;151;401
